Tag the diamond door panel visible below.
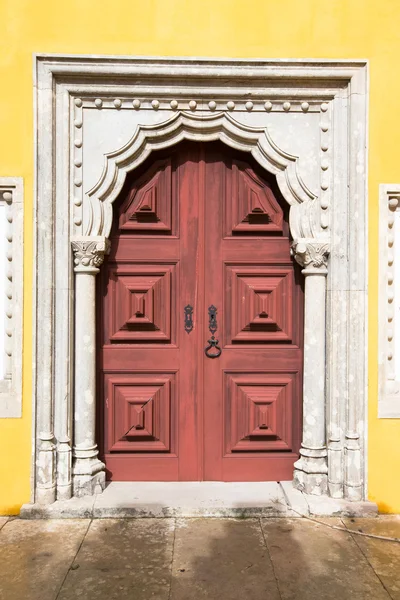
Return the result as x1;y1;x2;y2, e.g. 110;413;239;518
106;263;176;343
105;373;176;453
224;372;299;453
225;264;294;344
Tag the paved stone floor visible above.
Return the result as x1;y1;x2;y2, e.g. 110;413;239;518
0;515;399;599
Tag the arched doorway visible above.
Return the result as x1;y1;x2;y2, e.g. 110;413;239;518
30;56;369;508
98;141;303;482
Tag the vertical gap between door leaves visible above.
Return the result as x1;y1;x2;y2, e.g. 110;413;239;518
198;144;206;480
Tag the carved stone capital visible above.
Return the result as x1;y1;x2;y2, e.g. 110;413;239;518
292;239;330;273
71;237;110;272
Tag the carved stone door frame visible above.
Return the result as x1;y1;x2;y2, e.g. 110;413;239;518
32;56;368;504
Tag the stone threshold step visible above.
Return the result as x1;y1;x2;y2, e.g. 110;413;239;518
20;481;378;519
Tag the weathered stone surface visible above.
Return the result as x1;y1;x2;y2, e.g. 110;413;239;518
261;517;391;599
343;516;400;599
1;517;397;599
72;518;174;570
0;517;8;530
58;570;171;600
280;481;310;515
281;481;378;517
58;519;174;600
20;495;95;519
92;481;288;518
170;518;281;600
21;482;379;520
0;519;89;600
305;494;378;517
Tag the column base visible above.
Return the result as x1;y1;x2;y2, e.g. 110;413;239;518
73;471;106;497
328;481;344;498
344;484;363;502
36;433;56;504
36;485;57;505
72;457;106;497
327;442;344;498
293;450;328;496
56;439;72;500
344;435;363;501
293;469;328;496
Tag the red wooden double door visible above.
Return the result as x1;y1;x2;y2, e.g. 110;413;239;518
98;142;303;481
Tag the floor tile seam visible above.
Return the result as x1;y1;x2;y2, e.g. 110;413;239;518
343;519;394;600
167;517;176;600
54;518;93;600
258;517;283;600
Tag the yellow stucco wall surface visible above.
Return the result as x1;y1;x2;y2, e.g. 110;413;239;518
0;0;399;514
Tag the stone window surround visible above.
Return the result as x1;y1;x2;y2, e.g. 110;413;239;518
0;178;23;418
32;56;368;505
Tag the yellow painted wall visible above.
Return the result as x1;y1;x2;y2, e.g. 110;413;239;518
0;0;399;514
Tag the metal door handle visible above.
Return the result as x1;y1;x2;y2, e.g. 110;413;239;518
204;305;222;359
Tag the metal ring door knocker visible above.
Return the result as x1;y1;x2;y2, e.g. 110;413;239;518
204;305;222;358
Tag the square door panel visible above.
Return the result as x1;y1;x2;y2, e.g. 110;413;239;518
105;373;176;452
226;264;293;343
224;372;296;453
107;263;176;342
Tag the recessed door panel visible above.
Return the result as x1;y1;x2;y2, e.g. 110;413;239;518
225;160;284;235
225;264;294;344
106;263;177;343
224;371;299;453
119;158;176;234
105;372;176;453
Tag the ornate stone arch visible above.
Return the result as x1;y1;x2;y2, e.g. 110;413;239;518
86;111;317;240
29;56;369;512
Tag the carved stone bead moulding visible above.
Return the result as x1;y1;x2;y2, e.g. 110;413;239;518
32;56;368;505
379;184;400;417
0;178;23;418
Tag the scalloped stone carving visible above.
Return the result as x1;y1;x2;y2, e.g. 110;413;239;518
87;111;317;240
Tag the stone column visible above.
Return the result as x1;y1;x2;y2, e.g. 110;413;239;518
292;240;330;496
71;237;110;497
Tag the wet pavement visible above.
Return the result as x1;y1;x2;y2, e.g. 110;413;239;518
0;516;399;599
